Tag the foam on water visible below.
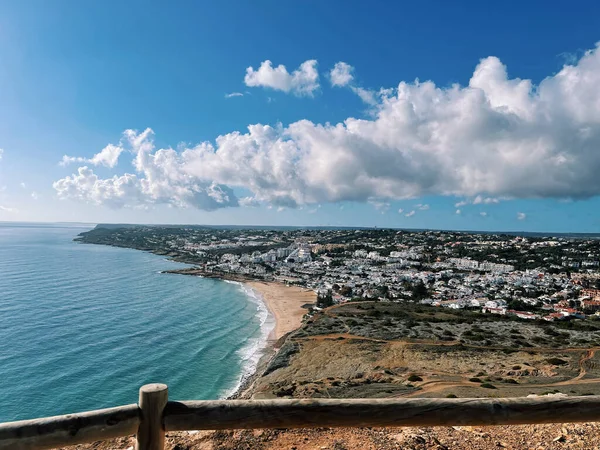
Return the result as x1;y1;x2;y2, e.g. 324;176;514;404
221;280;276;398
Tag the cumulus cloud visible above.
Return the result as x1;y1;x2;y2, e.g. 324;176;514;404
61;144;124;168
244;60;319;96
416;203;430;210
328;62;379;105
0;149;3;161
31;191;38;200
398;208;404;214
225;92;244;98
330;62;354;87
480;212;488;217
456;209;461;214
405;210;416;217
517;212;527;220
54;44;600;210
54;129;238;210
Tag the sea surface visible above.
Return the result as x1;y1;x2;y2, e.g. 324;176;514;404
0;223;273;422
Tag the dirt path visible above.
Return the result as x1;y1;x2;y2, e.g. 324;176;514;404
574;348;596;381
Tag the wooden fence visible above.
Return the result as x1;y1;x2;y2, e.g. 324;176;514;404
2;384;600;450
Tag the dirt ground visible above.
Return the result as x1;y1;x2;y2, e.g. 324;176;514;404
62;423;600;450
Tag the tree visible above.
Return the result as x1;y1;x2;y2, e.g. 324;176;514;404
340;286;353;297
317;290;334;308
411;281;429;300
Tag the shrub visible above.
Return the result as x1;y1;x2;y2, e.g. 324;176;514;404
446;394;457;398
546;357;568;366
504;378;519;384
480;383;497;389
469;377;482;383
407;374;423;382
512;365;521;370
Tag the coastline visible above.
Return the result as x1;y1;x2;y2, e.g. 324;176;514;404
227;280;316;399
101;248;315;400
246;280;315;342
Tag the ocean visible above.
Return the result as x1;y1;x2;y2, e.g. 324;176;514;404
0;223;274;422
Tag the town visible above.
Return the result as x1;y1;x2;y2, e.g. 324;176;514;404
78;226;600;324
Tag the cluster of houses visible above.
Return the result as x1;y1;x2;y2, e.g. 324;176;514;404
420;289;600;322
164;229;600;325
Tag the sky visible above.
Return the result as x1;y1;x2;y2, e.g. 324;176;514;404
1;0;600;232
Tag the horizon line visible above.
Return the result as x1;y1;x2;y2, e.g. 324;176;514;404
1;220;599;237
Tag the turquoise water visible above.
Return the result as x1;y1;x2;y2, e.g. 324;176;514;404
0;224;273;422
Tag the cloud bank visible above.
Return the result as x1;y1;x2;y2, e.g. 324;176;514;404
55;44;600;210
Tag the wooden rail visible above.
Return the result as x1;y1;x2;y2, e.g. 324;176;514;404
2;384;600;450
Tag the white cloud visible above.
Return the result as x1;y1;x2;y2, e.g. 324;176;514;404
54;129;239;211
351;86;378;105
0;149;3;161
398;208;404;214
456;196;500;207
416;203;430;210
244;60;319;96
369;199;390;212
239;196;260;207
330;62;354;87
31;191;38;200
405;210;415;217
225;92;244;98
472;195;500;205
517;212;527;220
455;209;461;214
53;44;600;210
0;205;16;213
328;62;379;105
61;144;124;168
20;182;26;188
480;212;488;217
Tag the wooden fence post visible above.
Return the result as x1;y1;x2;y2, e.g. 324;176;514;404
136;384;168;450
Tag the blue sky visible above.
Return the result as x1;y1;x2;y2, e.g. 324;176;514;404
1;0;600;231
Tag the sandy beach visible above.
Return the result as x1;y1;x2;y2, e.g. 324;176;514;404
245;281;315;341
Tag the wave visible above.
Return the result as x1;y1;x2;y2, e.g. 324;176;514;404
222;282;275;398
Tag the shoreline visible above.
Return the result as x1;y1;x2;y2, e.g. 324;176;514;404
227;280;316;399
245;280;315;342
